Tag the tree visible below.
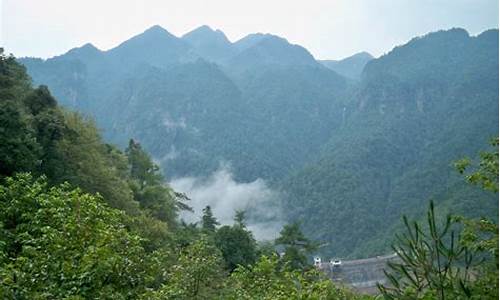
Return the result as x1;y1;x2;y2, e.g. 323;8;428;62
0;101;41;176
56;112;140;214
126;139;162;189
215;214;258;271
234;209;247;227
0;174;168;299
378;201;477;299
455;138;499;298
379;139;500;299
455;138;499;193
225;255;358;299
202;205;219;232
125;139;191;224
275;222;318;271
146;237;225;299
23;85;57;115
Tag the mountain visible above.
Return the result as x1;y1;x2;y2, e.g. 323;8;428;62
281;28;499;258
105;25;196;68
20;26;349;183
233;33;270;51
18;26;498;259
319;51;373;80
182;25;236;62
62;42;102;61
228;34;319;70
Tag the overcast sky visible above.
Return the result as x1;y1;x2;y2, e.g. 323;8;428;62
1;0;498;60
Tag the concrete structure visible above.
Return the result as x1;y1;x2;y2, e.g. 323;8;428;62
317;253;398;294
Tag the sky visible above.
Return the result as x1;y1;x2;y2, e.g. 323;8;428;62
1;0;498;60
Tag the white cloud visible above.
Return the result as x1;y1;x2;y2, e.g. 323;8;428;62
170;165;283;240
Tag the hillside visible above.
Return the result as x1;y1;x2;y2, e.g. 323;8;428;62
282;28;499;258
18;26;499;259
20;26;350;182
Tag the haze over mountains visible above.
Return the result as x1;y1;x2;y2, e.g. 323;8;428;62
19;25;498;258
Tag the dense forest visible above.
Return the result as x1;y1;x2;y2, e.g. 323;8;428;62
0;49;365;298
20;26;499;259
2;45;499;298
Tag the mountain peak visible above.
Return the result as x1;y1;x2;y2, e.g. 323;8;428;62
182;25;230;43
230;33;318;68
182;25;234;62
319;52;373;80
60;42;102;61
186;25;214;34
105;25;193;67
143;25;170;35
234;33;274;51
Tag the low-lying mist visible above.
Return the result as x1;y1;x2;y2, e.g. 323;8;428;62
169;166;283;241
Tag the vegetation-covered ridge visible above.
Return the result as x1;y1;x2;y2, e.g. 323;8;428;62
0;49;364;299
1;23;498;298
19;26;499;258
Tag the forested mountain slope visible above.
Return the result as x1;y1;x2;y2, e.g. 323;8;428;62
18;26;499;259
20;25;350;182
282;28;499;258
3;50;372;299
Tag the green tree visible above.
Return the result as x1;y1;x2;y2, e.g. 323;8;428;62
23;85;57;115
0;101;41;176
145;237;225;299
125;139;191;224
378;202;477;299
234;209;247;227
454;138;499;298
275;222;318;271
215;213;258;271
202;205;219;232
56;112;140;214
379;139;500;299
126;139;162;188
455;138;499;193
225;255;359;299
0;174;168;299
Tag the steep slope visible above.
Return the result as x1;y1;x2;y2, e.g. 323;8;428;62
282;28;499;258
20;26;350;183
319;52;373;80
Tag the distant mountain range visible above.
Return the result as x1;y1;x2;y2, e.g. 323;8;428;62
20;25;351;182
19;25;499;258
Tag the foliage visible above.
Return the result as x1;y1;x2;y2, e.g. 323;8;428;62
455;139;499;299
378;202;477;299
455;138;499;193
225;255;359;299
0;50;360;299
144;237;225;300
19;27;498;259
0;174;169;299
275;222;318;271
379;140;499;299
201;205;220;232
214;212;258;271
282;29;498;258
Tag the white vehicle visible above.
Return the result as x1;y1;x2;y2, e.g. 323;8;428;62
330;259;342;267
313;257;322;267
